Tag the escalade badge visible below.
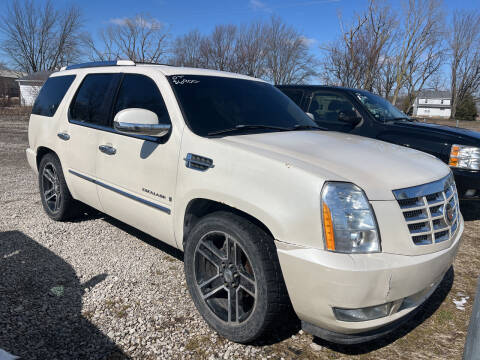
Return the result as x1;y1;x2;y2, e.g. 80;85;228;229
444;203;455;226
142;188;166;200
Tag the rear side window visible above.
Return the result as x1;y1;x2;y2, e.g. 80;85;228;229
282;89;304;107
70;73;121;126
32;75;75;117
309;92;358;124
113;74;171;125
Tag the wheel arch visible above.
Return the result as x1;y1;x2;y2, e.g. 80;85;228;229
36;146;56;170
181;198;276;249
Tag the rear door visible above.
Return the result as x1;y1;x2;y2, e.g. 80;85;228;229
64;73;121;209
95;72;180;246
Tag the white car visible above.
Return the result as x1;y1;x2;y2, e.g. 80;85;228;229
26;60;463;344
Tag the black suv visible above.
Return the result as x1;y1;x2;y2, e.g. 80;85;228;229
278;85;480;200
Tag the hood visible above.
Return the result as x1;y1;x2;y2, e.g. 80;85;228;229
396;121;480;144
219;130;450;200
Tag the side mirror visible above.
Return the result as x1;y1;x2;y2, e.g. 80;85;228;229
338;111;361;126
306;112;315;120
114;108;171;137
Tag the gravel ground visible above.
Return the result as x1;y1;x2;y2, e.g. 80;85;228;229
1;116;479;360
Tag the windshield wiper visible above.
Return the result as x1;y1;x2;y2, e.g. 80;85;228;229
208;124;291;136
291;124;326;131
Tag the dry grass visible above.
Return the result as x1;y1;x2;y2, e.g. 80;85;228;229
419;118;480;132
104;299;132;319
0;106;32;117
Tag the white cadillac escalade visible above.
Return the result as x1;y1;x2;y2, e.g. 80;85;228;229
26;60;464;344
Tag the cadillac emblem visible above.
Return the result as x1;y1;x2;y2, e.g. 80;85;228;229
444;203;455;226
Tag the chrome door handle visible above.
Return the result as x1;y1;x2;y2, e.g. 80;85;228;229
57;132;70;141
98;145;116;155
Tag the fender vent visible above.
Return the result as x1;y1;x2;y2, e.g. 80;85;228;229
184;153;214;171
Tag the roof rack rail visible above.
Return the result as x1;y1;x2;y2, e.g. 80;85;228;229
135;61;173;67
61;60;135;71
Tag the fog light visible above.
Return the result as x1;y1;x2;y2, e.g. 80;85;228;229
333;302;393;322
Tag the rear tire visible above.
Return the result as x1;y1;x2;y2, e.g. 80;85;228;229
184;211;290;343
38;153;81;221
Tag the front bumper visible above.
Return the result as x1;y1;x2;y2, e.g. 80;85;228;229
276;219;463;341
453;168;480;200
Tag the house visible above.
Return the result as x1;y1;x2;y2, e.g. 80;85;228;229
16;71;52;106
412;90;451;119
0;68;24;99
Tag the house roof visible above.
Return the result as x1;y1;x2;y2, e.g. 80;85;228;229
417;89;451;99
0;69;25;78
17;71;53;82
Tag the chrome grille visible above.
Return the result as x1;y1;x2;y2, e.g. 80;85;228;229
393;173;460;246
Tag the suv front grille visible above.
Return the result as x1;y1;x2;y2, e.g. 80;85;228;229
393;173;460;246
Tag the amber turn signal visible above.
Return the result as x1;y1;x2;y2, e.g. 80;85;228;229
322;203;335;251
450;145;460;157
449;158;458;167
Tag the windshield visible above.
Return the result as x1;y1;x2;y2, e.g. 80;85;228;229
353;90;408;122
169;75;317;136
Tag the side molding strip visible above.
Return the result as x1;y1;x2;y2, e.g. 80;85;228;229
68;170;171;215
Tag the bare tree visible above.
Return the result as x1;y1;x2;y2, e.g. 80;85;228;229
321;0;444;106
0;0;82;72
82;14;169;63
171;17;315;84
204;25;238;72
449;10;480;119
320;1;396;91
171;30;206;68
264;17;316;84
427;69;447;91
172;25;241;72
402;39;444;112
235;22;268;78
79;31;117;62
320;16;367;88
374;57;397;98
389;0;445;106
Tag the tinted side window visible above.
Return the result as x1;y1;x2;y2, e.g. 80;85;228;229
113;74;170;125
282;89;304;107
309;92;358;124
70;73;121;126
32;75;76;117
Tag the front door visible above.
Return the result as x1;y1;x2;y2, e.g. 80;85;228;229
95;73;180;246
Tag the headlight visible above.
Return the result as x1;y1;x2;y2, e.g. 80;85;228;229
449;144;480;170
321;182;380;253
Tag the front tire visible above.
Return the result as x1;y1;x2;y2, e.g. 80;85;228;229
38;153;79;221
184;211;290;343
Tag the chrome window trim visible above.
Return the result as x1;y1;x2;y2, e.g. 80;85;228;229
68;170;171;215
69;119;164;143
